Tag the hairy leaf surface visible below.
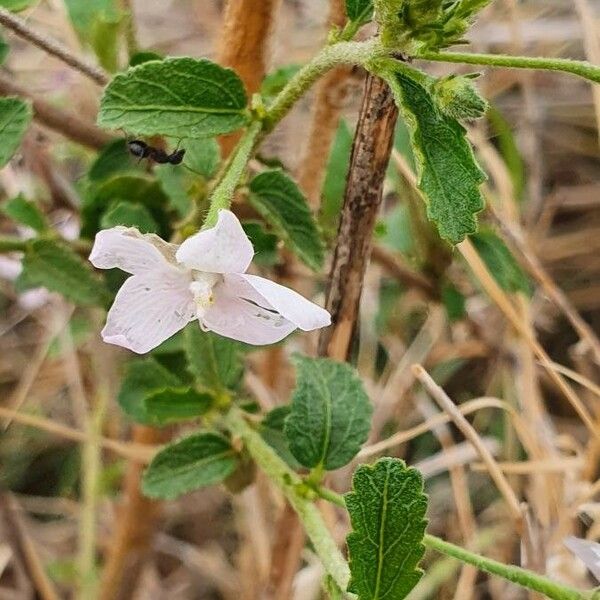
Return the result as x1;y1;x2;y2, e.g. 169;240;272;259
346;458;428;600
386;66;485;243
117;357;181;423
142;432;238;499
346;0;373;25
144;387;213;425
285;355;372;471
0;98;32;168
99;58;248;138
100;200;159;233
249;170;324;271
184;325;244;393
17;240;109;306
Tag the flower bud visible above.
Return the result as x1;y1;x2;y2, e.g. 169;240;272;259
432;74;488;120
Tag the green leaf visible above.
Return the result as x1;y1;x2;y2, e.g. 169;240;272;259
0;98;32;168
0;33;9;65
64;0;117;35
2;195;48;232
100;200;159;233
98;58;249;138
144;387;213;425
142;432;238;499
91;12;123;73
346;0;373;24
82;173;170;239
17;240;109;306
441;282;466;321
129;51;163;67
249;170;324;271
88;139;138;182
184;325;244;393
345;457;428;600
470;229;531;295
384;65;485;243
261;64;301;100
261;406;302;470
284;355;373;471
432;74;488;121
321;119;353;236
181;137;221;179
242;221;279;267
154;164;193;217
0;0;37;11
117;357;181;423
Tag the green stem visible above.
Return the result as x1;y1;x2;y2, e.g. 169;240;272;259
202;39;381;227
265;39;380;129
0;236;27;252
423;534;589;600
311;486;589;600
203;120;262;228
225;409;352;592
419;50;600;85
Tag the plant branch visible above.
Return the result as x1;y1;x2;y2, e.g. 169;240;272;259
310;485;590;599
99;426;169;600
318;72;398;359
0;7;109;85
265;39;380;129
0;74;114;149
217;0;280;157
0;236;27;252
419;50;600;85
225;408;351;592
204;120;262;228
422;535;590;600
202;39;385;226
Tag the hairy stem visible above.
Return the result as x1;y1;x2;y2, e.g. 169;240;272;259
422;535;590;600
265;39;380;129
419;50;600;84
204;39;382;224
204;120;262;227
225;409;351;592
0;7;109;85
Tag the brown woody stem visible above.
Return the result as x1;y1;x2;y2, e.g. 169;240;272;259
318;73;399;360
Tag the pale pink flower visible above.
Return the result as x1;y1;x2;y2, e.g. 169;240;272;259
564;536;600;582
89;209;331;353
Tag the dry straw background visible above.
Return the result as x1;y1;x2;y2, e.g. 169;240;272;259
0;0;599;598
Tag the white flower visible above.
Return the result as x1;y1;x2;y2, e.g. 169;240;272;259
89;209;331;353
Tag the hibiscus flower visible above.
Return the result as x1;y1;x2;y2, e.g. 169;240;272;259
89;209;331;353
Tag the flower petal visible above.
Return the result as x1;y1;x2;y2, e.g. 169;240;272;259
175;210;253;274
564;537;600;582
90;226;177;275
102;267;195;354
238;273;331;331
200;274;296;345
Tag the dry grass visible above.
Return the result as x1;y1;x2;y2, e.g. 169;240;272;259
0;1;599;598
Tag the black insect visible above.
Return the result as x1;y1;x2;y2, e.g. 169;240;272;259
127;140;186;165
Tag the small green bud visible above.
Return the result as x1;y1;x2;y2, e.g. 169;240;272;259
432;75;488;120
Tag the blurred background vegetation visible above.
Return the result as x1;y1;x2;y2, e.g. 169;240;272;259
0;0;599;598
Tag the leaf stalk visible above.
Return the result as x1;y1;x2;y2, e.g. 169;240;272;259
419;50;600;84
